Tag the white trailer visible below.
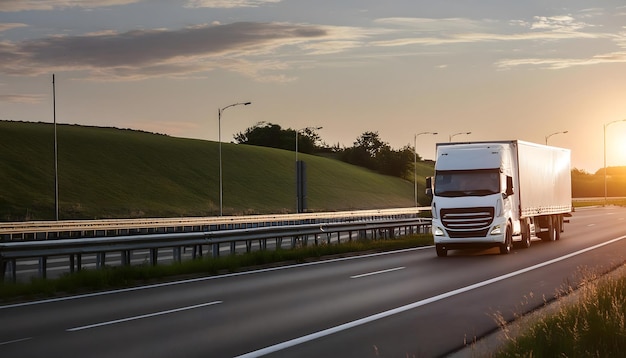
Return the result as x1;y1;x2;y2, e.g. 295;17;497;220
427;140;571;257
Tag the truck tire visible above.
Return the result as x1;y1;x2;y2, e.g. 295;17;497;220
539;215;557;242
547;215;557;241
516;221;531;249
553;215;561;241
436;244;447;257
499;224;513;254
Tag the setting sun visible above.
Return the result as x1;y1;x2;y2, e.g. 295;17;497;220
606;124;626;167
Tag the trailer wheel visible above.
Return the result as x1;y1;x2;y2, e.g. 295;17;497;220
436;244;447;257
553;215;561;241
500;224;513;255
546;215;557;241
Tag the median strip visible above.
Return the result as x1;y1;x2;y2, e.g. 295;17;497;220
66;301;222;332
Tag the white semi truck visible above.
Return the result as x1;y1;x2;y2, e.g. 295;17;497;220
426;140;571;257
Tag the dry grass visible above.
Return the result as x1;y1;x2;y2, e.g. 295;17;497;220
492;265;626;357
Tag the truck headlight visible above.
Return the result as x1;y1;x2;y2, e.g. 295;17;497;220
434;226;445;236
490;225;502;235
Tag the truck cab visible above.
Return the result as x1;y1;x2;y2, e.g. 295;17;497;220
428;143;518;256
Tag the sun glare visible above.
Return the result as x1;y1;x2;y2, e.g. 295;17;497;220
607;126;626;167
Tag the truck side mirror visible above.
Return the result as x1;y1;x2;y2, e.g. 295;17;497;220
425;177;433;196
506;176;514;196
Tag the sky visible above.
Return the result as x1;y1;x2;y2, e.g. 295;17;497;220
1;0;626;173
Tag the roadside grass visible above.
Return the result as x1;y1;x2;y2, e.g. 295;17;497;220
0;234;433;303
0;121;426;221
573;198;626;208
494;266;626;357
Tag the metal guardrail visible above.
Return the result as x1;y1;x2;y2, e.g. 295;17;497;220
0;207;429;241
0;211;432;283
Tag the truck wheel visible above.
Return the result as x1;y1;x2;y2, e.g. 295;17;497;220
516;221;531;249
547;215;557;241
539;216;557;242
553;215;561;241
500;224;513;254
436;244;447;257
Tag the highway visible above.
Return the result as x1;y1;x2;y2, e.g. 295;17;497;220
1;206;625;357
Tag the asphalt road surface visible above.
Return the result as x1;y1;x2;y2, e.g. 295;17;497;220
2;206;625;357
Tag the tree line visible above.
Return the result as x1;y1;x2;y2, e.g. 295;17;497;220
234;122;626;197
234;122;417;178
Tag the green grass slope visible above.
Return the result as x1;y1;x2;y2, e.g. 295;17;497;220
0;121;434;221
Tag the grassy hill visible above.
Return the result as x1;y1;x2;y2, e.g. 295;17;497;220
0;121;434;221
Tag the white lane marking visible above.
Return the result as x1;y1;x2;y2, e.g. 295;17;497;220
0;247;430;310
235;235;626;358
0;337;33;346
66;301;222;332
350;267;405;279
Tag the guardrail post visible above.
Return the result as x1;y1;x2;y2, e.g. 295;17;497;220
192;245;203;259
212;243;220;258
0;258;6;282
173;247;182;263
150;248;158;266
39;257;47;279
230;242;236;255
70;254;75;273
121;250;131;266
96;252;106;269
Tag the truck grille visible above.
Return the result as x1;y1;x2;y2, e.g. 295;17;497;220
441;207;495;238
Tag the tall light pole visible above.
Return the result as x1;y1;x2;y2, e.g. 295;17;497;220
449;131;471;142
295;126;322;212
604;119;626;206
52;74;59;221
414;132;437;206
218;101;251;216
545;130;568;145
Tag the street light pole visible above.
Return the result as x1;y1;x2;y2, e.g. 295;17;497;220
295;126;322;212
449;131;471;142
545;130;568;145
53;74;59;221
414;132;437;207
218;101;251;216
604;119;626;206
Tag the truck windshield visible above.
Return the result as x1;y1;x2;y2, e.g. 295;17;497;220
434;169;500;197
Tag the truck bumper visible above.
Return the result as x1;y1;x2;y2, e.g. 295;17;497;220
432;217;507;248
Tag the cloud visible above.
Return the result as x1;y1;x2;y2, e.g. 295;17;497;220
0;94;45;104
0;22;348;81
184;0;281;8
496;52;626;70
371;15;604;47
0;0;142;12
530;15;592;32
0;23;28;32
